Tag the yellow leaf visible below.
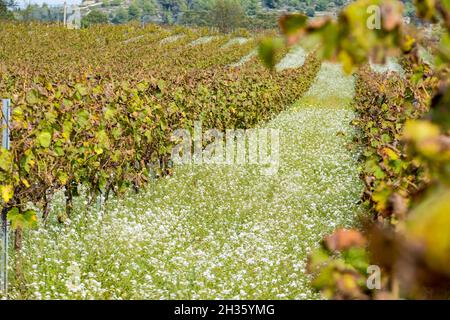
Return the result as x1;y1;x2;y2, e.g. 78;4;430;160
338;51;354;74
404;120;440;143
382;147;398;160
407;187;450;276
94;146;103;155
1;184;14;203
21;179;30;188
58;172;69;185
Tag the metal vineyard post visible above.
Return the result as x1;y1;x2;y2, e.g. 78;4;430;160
1;98;11;296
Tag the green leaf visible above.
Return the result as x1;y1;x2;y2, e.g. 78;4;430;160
63;98;73;108
7;207;37;230
308;246;331;271
77;110;90;127
55;146;65;156
258;37;283;69
75;84;88;96
342;247;370;273
96;130;109;146
62;120;73;140
279;13;307;35
0;148;13;171
104;106;116;120
26;89;39;104
37;131;52;148
157;80;166;91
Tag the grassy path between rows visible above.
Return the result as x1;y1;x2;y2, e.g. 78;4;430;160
13;62;363;300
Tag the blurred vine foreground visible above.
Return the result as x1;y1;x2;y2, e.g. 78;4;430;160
260;0;450;299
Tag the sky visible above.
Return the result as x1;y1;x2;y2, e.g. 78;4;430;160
18;0;82;7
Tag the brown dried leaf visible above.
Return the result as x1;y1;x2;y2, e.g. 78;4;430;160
389;193;408;219
381;2;403;31
325;228;367;252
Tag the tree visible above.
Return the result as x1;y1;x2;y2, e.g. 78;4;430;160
81;9;109;27
161;9;174;24
0;0;15;20
20;4;40;21
112;7;129;24
158;0;188;21
179;0;214;25
315;0;328;11
305;7;314;17
242;0;262;15
128;2;142;20
137;0;158;15
191;0;214;11
263;0;281;9
290;0;306;10
41;3;51;21
16;3;63;22
210;0;245;32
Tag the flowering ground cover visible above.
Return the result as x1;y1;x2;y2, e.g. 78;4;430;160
8;54;363;299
